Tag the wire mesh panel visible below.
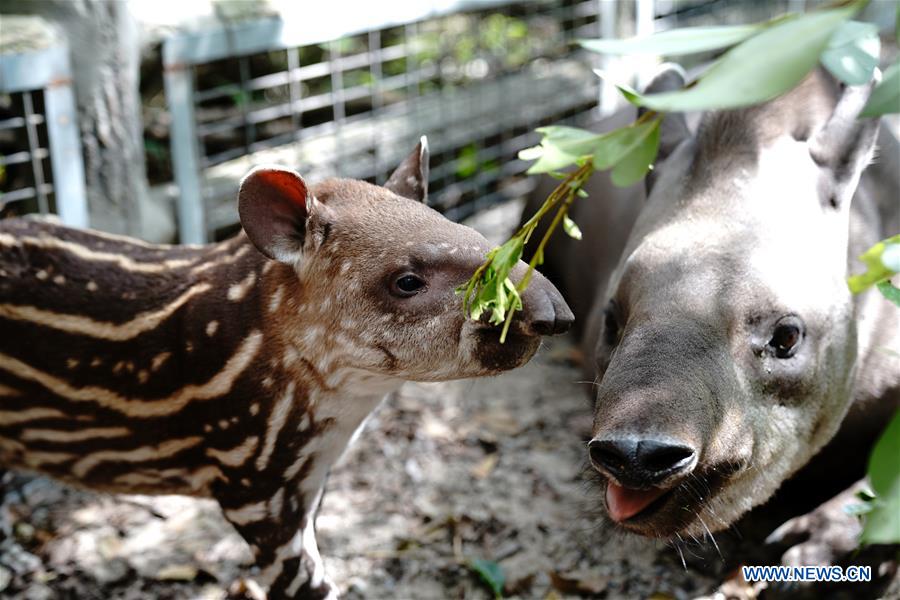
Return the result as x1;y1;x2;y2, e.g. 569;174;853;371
161;0;607;242
159;0;828;243
0;30;88;227
0;90;53;217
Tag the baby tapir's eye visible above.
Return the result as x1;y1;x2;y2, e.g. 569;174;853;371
392;273;427;297
768;316;804;359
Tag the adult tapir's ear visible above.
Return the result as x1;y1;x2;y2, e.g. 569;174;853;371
238;166;311;263
384;135;430;204
640;63;691;193
808;77;880;210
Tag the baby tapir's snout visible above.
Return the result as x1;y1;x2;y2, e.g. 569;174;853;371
516;267;574;336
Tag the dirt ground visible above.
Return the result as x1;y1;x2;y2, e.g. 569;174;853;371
0;337;736;600
0;201;895;599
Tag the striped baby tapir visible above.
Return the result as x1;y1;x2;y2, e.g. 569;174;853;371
0;138;574;599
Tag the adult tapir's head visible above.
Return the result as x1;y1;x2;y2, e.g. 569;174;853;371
238;137;573;383
587;67;880;537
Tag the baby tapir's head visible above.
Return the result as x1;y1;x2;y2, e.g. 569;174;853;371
238;138;573;383
586;68;882;538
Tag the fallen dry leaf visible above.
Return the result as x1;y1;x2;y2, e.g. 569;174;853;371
471;454;499;480
549;569;609;596
155;564;198;581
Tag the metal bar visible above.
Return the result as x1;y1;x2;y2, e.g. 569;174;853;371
44;76;89;227
329;39;346;176
22;91;50;214
287;46;302;142
161;1;517;67
0;114;44;129
0;45;70;94
164;64;207;244
0;149;49;166
369;28;384;184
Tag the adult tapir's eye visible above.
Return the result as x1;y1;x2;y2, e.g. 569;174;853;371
768;316;804;359
392;273;426;297
603;301;621;346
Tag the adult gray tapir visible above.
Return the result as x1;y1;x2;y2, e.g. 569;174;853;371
525;65;900;565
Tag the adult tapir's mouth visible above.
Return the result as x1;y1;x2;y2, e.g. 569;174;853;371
600;468;734;538
605;482;671;522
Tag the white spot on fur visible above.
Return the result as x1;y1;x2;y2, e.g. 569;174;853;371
206;321;219;336
270;488;285;518
53;274;65;285
151;352;170;372
269;286;285;313
224;499;269;525
256;382;295;470
86;281;98;292
250;402;260;415
227;271;257;301
35;270;48;281
206;436;259;467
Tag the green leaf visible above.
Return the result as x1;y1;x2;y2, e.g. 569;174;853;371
860;61;900;117
821;21;880;85
847;234;900;293
876;280;900;307
861;410;900;545
593;70;643;106
619;4;860;112
563;215;582;240
611;120;660;187
470;558;505;598
526;144;579;174
591;120;659;170
579;23;761;56
517;145;543;161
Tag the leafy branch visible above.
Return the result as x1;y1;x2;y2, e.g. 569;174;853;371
458;0;899;333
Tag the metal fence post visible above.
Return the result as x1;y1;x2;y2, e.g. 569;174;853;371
164;63;207;244
44;70;88;228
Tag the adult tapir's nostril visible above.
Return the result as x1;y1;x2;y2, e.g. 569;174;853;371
588;437;696;487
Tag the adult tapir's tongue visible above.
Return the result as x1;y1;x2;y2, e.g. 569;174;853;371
606;482;667;522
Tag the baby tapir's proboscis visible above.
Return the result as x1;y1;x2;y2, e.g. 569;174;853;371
0;138;573;599
528;67;899;564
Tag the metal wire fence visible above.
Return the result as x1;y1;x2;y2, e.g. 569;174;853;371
2;0;828;241
159;0;611;242
0;32;87;227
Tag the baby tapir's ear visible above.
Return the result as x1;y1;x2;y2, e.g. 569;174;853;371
384;135;430;204
808;77;880;210
238;166;311;263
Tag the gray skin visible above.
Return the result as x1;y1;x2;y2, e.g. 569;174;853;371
527;66;899;563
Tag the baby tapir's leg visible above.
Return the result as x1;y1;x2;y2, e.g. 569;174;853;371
219;478;334;599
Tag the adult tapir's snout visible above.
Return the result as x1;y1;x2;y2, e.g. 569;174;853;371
515;267;574;336
588;436;697;489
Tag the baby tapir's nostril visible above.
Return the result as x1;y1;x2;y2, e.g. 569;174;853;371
588;437;696;488
519;273;574;336
529;290;574;335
